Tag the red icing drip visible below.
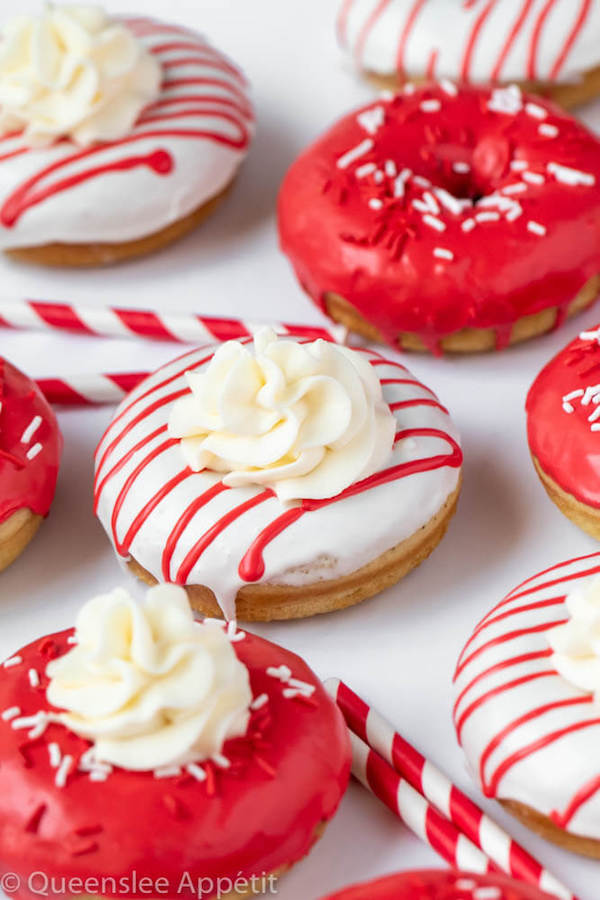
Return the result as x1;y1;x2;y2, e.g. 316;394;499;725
0;629;351;897
322;869;558;900
278;84;600;352
552;775;600;829
162;482;229;581
0;358;62;524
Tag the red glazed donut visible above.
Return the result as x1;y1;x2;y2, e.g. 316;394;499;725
527;324;600;538
278;83;600;355
0;623;350;898
321;870;554;899
0;358;61;571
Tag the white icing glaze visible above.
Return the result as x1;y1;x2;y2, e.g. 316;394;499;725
46;584;252;771
94;340;462;620
338;0;600;84
0;16;253;248
0;6;161;146
168;329;396;502
453;551;600;841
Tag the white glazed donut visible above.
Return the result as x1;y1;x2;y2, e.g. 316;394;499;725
94;337;462;621
453;551;600;850
0;16;253;251
338;0;600;96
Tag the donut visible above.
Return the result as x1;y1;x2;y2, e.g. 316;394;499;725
321;869;554;899
0;10;253;267
0;583;351;898
337;0;600;109
527;324;600;539
278;83;600;355
93;329;462;621
0;358;61;572
453;550;600;857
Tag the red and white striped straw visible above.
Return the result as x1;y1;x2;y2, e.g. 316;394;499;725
325;679;576;900
349;730;496;875
0;298;347;345
36;372;150;406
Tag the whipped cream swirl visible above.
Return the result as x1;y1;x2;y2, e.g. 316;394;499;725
0;5;161;146
46;584;252;771
169;329;396;503
547;576;600;698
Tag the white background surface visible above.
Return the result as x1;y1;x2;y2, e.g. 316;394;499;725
1;2;600;898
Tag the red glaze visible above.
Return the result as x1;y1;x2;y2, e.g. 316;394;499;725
278;83;600;354
0;358;61;525
526;325;600;508
0;629;351;899
321;870;554;900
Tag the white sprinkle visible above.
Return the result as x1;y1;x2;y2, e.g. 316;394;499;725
505;204;523;221
456;881;477;892
27;443;42;461
28;668;40;688
153;765;182;779
488;84;522;115
433;247;454;260
384;159;397;178
461;218;476;232
368;198;383;210
283;688;311;699
510;159;528;171
357;105;385;135
581;328;600;344
4;656;22;668
477;194;513;211
422;191;440;214
267;665;292;682
547;161;595;186
1;706;20;721
374;170;384;184
393;168;411;197
21;415;42;445
288;678;316;695
420;99;441;113
588;406;600;423
412;199;431;213
187;763;207;781
475;211;500;223
212;753;231;769
11;711;51;739
422;214;446;232
502;182;528;195
89;770;109;782
581;384;600;406
440;79;457;96
336;138;374;170
55;755;73;789
48;743;62;768
525;102;547;120
522;171;544;185
452;161;470;174
527;220;546;236
539;123;559;138
251;693;269;710
591;424;600;432
67;635;78;645
473;888;502;900
413;175;431;188
434;187;467;215
355;162;377;179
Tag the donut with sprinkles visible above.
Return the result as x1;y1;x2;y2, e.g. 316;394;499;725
337;0;600;109
322;869;556;899
0;358;61;572
527;324;600;539
454;550;600;857
278;83;600;354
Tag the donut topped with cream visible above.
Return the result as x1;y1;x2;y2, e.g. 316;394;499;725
337;0;600;88
453;551;600;843
0;357;61;526
0;9;253;249
278;83;600;353
0;584;351;894
527;325;600;508
94;330;462;619
323;869;555;899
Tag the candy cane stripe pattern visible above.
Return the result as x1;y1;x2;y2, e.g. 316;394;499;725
337;0;600;104
453;551;600;856
37;373;150;407
93;337;462;621
0;16;253;255
0;299;346;346
325;679;574;899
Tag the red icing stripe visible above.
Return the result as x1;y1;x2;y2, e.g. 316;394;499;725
355;0;394;65
549;0;592;80
527;0;559;79
491;0;536;81
461;0;499;83
395;0;428;76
